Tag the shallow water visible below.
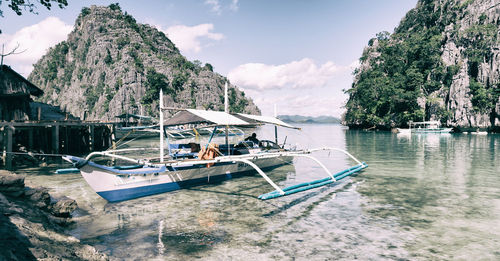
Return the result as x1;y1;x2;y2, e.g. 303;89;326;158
22;125;499;260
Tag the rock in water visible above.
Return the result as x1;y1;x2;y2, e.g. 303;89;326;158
50;196;78;218
24;187;51;209
0;171;107;260
0;170;25;197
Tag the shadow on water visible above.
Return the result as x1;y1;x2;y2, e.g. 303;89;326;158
161;229;230;255
357;174;441;229
184;187;256;198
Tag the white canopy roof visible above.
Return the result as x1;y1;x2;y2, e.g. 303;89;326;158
187;109;249;125
237;113;299;129
163;109;249;126
163;109;299;129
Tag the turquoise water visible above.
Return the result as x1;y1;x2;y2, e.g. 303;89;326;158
22;124;499;260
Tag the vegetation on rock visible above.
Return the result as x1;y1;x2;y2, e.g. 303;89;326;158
345;0;500;130
28;3;260;120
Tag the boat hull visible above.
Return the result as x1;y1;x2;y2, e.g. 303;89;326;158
412;128;453;133
79;156;293;202
397;128;453;134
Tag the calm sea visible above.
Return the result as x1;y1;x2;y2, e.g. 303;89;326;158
22;124;499;260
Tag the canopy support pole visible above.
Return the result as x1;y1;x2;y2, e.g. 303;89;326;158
224;82;229;155
206;126;218;150
160;89;164;162
274;104;278;144
163;128;171;157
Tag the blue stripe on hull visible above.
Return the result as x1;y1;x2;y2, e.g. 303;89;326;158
97;163;287;202
97;182;181;202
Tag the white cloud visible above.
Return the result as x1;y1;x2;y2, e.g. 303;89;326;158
229;0;239;11
229;58;357;117
247;90;348;118
204;0;239;14
0;17;72;76
227;58;343;90
205;0;222;15
163;23;224;53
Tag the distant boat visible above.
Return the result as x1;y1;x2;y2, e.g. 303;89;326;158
471;129;488;135
113;113;245;140
114;125;160;140
397;121;453;134
114;125;245;140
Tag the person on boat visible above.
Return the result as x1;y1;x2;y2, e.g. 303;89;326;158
245;133;259;145
197;143;220;168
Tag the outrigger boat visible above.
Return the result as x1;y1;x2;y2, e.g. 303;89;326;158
397;121;453;134
63;89;367;202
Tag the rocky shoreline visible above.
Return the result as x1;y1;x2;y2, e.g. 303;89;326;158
0;170;107;260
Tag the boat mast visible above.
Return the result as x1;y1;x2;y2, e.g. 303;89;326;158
160;89;164;162
274;104;278;144
224;82;229;155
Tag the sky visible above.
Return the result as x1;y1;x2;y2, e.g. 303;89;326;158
0;0;418;118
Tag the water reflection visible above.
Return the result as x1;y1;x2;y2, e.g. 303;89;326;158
349;131;500;259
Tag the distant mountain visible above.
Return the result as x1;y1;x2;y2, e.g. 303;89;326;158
28;4;260;121
278;115;341;124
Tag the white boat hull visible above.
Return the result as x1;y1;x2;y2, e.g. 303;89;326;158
78;156;292;202
412;128;453;133
397;127;453;134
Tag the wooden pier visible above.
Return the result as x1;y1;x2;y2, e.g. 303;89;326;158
0;121;118;169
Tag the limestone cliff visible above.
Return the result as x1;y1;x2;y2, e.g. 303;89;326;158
345;0;500;131
28;4;260;121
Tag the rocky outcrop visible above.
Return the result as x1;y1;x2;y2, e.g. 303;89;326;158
0;170;107;260
345;0;500;131
28;4;260;121
441;0;500;129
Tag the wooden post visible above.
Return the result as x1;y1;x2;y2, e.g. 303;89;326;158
1;128;6;168
89;125;94;151
37;107;41;121
111;125;116;150
52;125;59;155
5;125;13;170
28;129;34;149
110;124;116;164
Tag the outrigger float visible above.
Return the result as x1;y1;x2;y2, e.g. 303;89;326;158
63;88;367;202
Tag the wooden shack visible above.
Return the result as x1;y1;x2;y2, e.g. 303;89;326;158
1;65;117;169
0;65;43;121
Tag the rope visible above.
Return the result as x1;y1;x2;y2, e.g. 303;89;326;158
2;151;66;157
192;128;200;142
113;129;134;146
113;133;144;150
111;129;159;150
